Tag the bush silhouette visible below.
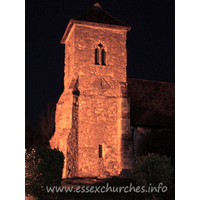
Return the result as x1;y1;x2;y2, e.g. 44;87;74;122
134;153;174;200
25;147;64;198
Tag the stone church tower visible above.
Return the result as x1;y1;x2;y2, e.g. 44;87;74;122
50;3;133;178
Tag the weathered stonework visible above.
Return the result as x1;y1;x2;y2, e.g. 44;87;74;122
50;3;133;178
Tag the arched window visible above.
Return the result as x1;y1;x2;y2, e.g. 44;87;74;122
101;49;106;65
95;48;99;65
95;44;106;65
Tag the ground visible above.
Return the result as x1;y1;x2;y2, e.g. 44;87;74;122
26;177;174;200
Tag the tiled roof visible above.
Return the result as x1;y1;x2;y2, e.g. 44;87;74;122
73;2;131;28
127;78;175;127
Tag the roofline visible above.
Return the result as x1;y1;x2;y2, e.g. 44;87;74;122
60;19;74;44
127;78;175;85
130;124;175;129
60;19;131;44
73;19;131;30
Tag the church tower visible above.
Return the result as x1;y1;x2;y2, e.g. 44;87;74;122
50;3;133;178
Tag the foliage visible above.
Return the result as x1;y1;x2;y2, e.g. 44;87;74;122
25;147;64;198
133;153;174;200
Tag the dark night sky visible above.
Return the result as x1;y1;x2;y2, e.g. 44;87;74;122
25;0;175;125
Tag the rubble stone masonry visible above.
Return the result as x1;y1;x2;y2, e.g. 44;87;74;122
50;15;133;178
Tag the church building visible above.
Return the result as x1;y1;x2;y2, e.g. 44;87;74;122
50;3;134;178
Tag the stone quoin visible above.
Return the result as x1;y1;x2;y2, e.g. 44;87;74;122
50;2;133;178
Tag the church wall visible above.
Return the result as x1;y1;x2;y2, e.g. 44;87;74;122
70;24;132;177
64;26;75;90
66;95;79;178
77;94;121;177
74;24;127;84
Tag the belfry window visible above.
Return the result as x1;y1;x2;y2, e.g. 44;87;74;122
101;49;106;65
95;44;106;65
95;48;99;65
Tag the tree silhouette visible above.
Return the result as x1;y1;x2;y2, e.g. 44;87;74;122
38;101;56;147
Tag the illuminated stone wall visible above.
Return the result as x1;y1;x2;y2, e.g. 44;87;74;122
50;22;133;178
